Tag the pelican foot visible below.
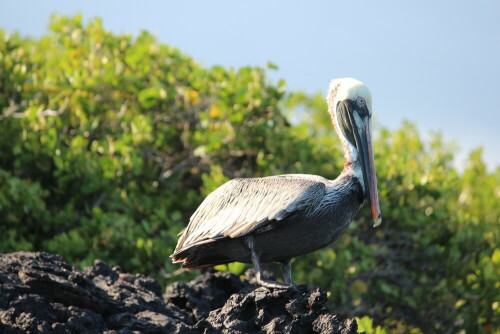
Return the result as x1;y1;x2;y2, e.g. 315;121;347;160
256;275;292;289
246;235;292;289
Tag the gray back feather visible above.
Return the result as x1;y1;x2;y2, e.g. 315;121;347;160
175;174;327;252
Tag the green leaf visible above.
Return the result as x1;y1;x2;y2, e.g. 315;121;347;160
138;87;165;109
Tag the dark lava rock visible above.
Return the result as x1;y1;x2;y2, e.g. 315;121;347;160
0;252;359;333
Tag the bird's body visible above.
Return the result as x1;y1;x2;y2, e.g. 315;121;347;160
171;78;382;288
173;172;363;268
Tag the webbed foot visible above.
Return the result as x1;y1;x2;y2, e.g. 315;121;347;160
256;272;292;289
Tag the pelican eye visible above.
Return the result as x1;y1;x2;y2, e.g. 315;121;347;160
356;97;366;108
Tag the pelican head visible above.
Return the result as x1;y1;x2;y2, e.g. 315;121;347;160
327;78;382;227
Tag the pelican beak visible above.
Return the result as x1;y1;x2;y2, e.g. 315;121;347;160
335;100;382;227
356;117;382;227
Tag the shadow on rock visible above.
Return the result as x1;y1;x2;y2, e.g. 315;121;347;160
0;252;359;333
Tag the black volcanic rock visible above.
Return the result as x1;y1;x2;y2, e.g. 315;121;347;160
0;252;359;333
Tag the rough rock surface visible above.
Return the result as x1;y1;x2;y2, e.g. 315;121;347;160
0;252;359;333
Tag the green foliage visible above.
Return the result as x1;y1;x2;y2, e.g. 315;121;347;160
1;15;498;334
357;316;389;334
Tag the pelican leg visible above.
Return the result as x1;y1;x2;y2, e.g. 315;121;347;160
245;236;290;289
282;259;292;285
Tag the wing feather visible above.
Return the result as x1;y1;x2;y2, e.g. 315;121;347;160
174;174;327;253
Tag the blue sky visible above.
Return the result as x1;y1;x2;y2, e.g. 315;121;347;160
1;0;499;169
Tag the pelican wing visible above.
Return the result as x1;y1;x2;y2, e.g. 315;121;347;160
174;174;327;252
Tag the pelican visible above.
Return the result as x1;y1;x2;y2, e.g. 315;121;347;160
171;78;382;288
